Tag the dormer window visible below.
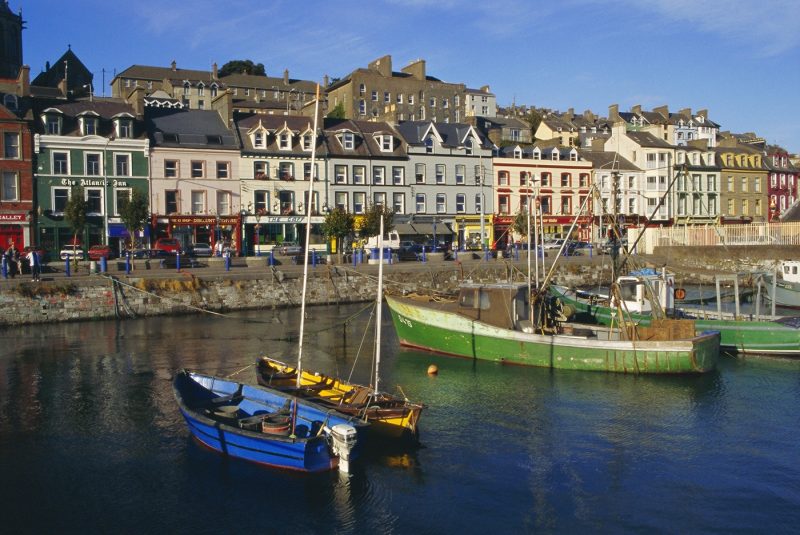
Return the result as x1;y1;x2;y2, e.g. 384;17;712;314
211;84;218;98
342;132;355;150
377;134;393;152
465;138;473;155
302;133;313;151
569;151;577;161
254;131;264;148
81;116;98;136
116;118;132;138
513;147;522;159
183;82;190;96
532;148;541;160
279;132;291;150
551;150;559;161
44;113;61;135
425;138;434;153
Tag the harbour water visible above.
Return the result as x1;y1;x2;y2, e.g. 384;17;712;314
1;303;799;533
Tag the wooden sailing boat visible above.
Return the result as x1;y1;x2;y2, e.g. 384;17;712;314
257;150;424;442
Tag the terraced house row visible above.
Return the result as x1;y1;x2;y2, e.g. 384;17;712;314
0;3;797;259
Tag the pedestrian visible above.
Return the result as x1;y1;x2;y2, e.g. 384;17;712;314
26;248;41;281
6;244;18;278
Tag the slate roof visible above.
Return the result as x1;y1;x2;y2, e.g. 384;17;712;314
145;108;238;149
35;98;146;139
323;118;406;158
234;113;322;155
395;121;488;150
115;65;217;85
626;130;673;148
577;150;639;172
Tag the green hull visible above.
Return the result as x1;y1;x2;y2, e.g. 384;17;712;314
386;295;719;374
550;286;800;356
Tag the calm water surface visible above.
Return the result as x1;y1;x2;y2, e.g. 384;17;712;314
1;303;799;534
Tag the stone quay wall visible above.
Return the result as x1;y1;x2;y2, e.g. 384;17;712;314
0;258;613;327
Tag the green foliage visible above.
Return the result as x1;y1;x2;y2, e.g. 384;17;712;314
524;109;543;140
358;204;395;238
219;60;266;77
511;209;530;239
321;208;355;241
119;189;150;249
327;102;346;119
64;185;87;245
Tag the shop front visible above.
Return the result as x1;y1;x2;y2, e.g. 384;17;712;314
452;214;493;251
0;213;29;251
540;214;593;242
155;214;241;253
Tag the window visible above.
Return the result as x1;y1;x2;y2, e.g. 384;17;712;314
279;132;291;150
436;193;446;213
183;82;190;96
465;139;473;156
115;188;131;216
475;193;482;214
191;191;205;214
86;188;102;214
561;173;571;187
86;153;101;176
393;192;404;214
335;165;348;184
373;166;385;185
379;135;393;152
342;132;355;150
755;177;761;193
115;154;130;176
499;194;510;214
374;192;386;207
353;165;365;185
304;163;316;181
165;190;179;214
254;132;264;147
358;100;366;115
302;133;313;151
741;177;748;192
425;138;434;153
415;193;426;213
435;164;445;184
415;163;426;183
335;191;348;211
254;161;268;178
83;118;97;136
1;171;18;201
396;93;403;104
216;161;229;179
359;84;366;95
741;199;749;216
498;171;509;186
254;190;269;213
198;84;205;96
455;165;465;185
353;192;366;214
456;193;466;213
216;191;230;215
561;196;571;214
191;161;204;178
727;176;734;192
53;152;69;174
371;90;378;102
117;120;132;138
727;198;735;215
164;160;178;178
579;173;590;187
45;115;60;135
384;92;390;104
279;162;293;180
408;94;414;105
541;173;550;187
392;166;404;185
53;187;69;212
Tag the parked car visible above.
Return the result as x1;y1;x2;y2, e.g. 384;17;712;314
88;244;114;260
397;242;423;261
542;238;566;250
154;237;182;253
565;241;593;256
188;243;212;257
279;242;303;255
59;244;84;260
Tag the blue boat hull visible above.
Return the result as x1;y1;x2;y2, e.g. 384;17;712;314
173;370;369;473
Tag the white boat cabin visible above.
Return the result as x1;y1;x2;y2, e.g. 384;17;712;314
779;261;800;284
612;269;675;314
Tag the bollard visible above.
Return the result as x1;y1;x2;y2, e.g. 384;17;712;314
388;248;393;265
1;256;6;279
312;249;317;268
514;244;520;261
100;256;107;273
484;246;490;262
269;250;275;266
453;249;457;262
176;251;181;272
65;255;71;277
224;253;230;271
422;246;427;263
358;248;364;265
588;244;593;258
126;253;131;275
352;249;357;267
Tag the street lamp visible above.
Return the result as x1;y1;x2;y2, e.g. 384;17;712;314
103;135;114;246
240;207;248;257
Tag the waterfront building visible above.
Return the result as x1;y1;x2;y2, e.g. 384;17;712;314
673;141;720;226
493;143;593;244
325;55;473;123
714;141;769;224
394;121;493;249
603;123;676;226
33;97;150;257
577;149;642;242
234;112;327;253
463;86;497;118
112;62;317;116
764;145;798;221
468;115;532;146
145;92;241;251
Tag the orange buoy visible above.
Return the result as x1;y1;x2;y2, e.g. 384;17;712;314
427;364;438;375
674;288;686;300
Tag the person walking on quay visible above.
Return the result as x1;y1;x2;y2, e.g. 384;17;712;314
26;248;41;282
5;244;18;278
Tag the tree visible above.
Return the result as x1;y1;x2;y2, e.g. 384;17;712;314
321;208;355;262
511;209;529;241
358;204;395;239
218;60;266;77
524;108;543;141
63;185;87;264
118;189;150;250
327;102;346;119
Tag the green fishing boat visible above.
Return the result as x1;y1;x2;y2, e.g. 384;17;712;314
549;270;800;357
386;282;719;374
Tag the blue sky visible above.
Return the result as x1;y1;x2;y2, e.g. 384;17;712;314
15;0;800;153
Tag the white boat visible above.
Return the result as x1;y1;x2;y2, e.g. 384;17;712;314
763;260;800;308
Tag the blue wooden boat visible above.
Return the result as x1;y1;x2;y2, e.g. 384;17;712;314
173;370;370;473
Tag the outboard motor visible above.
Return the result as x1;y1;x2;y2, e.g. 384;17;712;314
327;424;358;473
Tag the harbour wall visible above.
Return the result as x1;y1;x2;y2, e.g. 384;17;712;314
0;259;613;327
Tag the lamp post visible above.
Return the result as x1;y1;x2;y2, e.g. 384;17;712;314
240;208;248;257
477;153;485;252
103;135;114;246
215;213;221;256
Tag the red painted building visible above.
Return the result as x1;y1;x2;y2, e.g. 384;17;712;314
0;94;34;250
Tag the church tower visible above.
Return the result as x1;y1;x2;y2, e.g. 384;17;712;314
0;1;24;79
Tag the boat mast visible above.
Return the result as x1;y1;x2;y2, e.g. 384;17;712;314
374;217;385;394
296;84;321;389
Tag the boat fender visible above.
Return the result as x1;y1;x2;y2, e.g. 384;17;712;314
674;288;686;300
427;364;438;375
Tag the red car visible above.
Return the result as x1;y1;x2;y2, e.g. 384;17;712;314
154;238;182;253
88;245;114;260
